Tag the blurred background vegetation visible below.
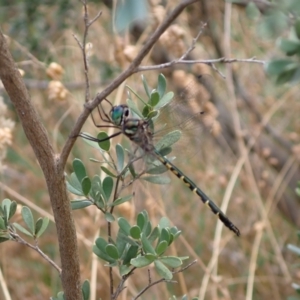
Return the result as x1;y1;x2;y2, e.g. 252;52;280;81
0;0;300;299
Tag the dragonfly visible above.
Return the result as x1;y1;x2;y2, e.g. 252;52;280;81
79;77;240;236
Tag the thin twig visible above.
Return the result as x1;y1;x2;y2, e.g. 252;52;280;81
133;260;197;299
137;57;265;73
112;267;136;300
133;279;176;300
9;230;62;274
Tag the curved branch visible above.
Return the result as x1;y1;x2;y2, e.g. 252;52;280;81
59;0;198;169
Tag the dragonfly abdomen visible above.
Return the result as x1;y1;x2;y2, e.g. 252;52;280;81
153;149;240;236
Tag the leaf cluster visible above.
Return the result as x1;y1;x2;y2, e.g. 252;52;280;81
93;210;187;280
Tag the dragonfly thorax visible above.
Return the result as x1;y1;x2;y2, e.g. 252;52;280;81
123;119;154;153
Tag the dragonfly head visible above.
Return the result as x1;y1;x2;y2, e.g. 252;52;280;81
110;105;130;126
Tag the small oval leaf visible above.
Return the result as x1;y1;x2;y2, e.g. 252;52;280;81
73;159;87;183
97;132;110;151
159;256;182;268
105;244;119;260
105;212;115;223
71;199;93;210
21;206;35;234
123;245;139;265
116;144;125;172
156;241;168;256
142;175;171;185
0;217;6;230
8;201;17;220
13;222;33;237
81;280;90;300
130;225;141;239
149;91;160;107
154;260;173;280
157;73;166;98
35;217;49;238
118;217;131;235
103;176;113;201
110;195;132;207
131;256;154;268
141;233;156;255
101;166;117;178
81;177;92;196
93;245;116;263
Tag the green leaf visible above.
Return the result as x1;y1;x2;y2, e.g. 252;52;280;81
102;176;113;201
146;109;159;120
295;20;300;40
155;130;181;151
158;217;170;229
2;198;11;223
73;159;87;183
148;227;160;243
117;231;138;246
149;91;160;107
170;226;181;240
101;166;117;178
22;206;35;234
8;201;17;220
114;0;148;33
146;162;167;175
245;2;260;20
142;221;152;237
123;245;139;264
116;234;128;259
66;173;84;196
91;175;101;193
106;244;119;260
93;245;116;263
130;225;141;239
142;74;151;98
0;217;6;230
95;237;108;252
81;177;92;196
142;175;171;185
137;211;145;230
156;240;168;256
159;256;182;268
157;73;166;98
110;195;132;207
97;132;110;151
265;59;298;76
141;232;156;255
71;199;93;210
155;91;174;109
0;237;10;243
81;280;90;300
278;38;300;56
105;212;115;222
35;217;49;238
116;144;125;172
127;97;143;118
131;256;154;268
119;265;132;276
276;68;298;84
154;260;173;280
159;228;170;244
13;222;33;237
118;217;131;235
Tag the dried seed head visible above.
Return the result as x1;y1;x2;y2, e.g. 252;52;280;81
46;62;64;80
48;80;68;101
